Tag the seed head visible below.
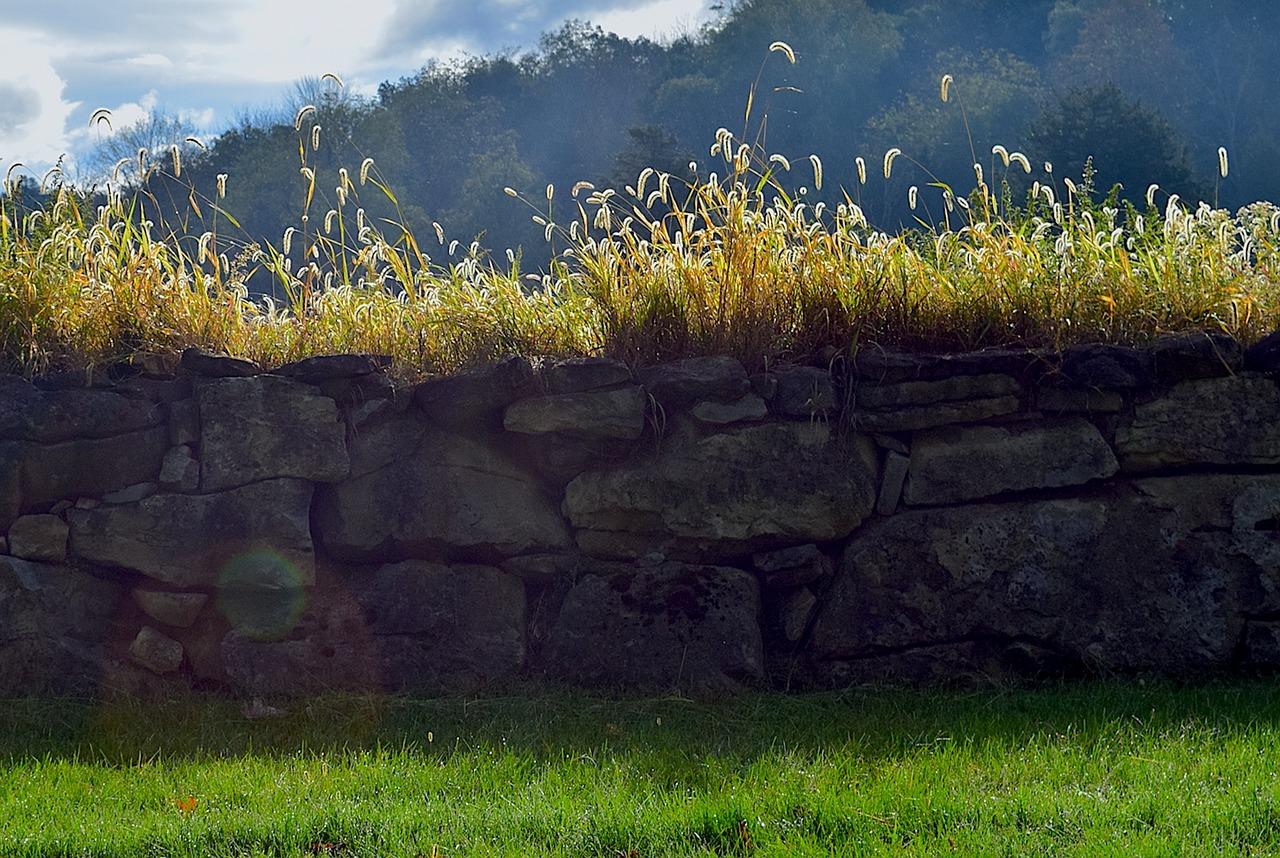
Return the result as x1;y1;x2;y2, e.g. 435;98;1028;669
991;145;1009;167
883;148;902;180
1218;147;1229;179
216;173;228;199
769;41;796;64
294;105;316;130
360;158;375;185
856;156;867;185
908;185;918;210
940;74;954;103
1146;184;1160;208
1009;152;1031;174
809;154;823;191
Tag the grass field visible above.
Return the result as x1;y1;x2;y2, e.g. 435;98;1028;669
2;682;1280;856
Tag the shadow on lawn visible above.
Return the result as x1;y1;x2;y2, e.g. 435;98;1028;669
4;680;1280;765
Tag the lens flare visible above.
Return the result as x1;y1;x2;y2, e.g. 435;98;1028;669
217;550;306;640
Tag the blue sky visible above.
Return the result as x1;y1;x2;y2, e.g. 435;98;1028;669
0;0;717;181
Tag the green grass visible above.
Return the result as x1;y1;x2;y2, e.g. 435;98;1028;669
4;683;1280;855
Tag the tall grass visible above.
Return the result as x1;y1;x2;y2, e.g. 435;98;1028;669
3;59;1279;379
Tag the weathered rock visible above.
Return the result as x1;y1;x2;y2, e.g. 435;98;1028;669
751;543;830;589
20;425;169;506
1149;332;1243;382
0;442;23;526
770;586;818;645
504;387;647;439
315;429;570;560
770;367;839;418
413;356;538;430
1036;387;1125;413
128;626;184;674
904;418;1119;505
563;422;879;560
167;398;199;446
275;353;392;380
159;445;200;492
690;394;769;425
27;389;164;443
1243;622;1280;668
1060;344;1153;390
344;412;428;479
6;514;68;562
67;479;316;588
809;478;1273;679
876;450;910;515
102;482;157;504
543;561;763;696
180;347;260;377
0;556;122;695
0;375;41;438
637;356;750;407
543;357;632;394
850;348;1043;384
134;589;209;628
852;396;1022;432
353;561;526;689
1116;375;1280;471
1245;329;1280;372
855;373;1022;409
197;376;349;491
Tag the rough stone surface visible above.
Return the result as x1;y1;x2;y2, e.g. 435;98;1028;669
134;589;209;628
855;373;1022;410
905;418;1118;505
851;396;1022;432
1150;332;1243;381
20;426;169;507
809;477;1276;680
1036;387;1125;413
850;348;1043;384
504;387;647;438
7;514;69;562
1060;344;1153;390
354;561;526;689
275;353;392;381
770;367;839;418
16;388;164;444
544;561;764;697
0;556;121;695
1116;375;1280;471
690;394;769;425
637;356;750;407
316;429;570;560
67;479;316;588
876;451;910;515
751;543;829;589
413;356;538;430
564;423;879;560
102;482;158;504
1245;329;1280;372
197;376;349;491
770;587;818;645
129;626;184;674
180;347;260;377
543;357;632;394
159;445;200;492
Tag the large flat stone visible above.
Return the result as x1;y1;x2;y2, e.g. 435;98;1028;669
196;375;349;492
66;478;316;588
563;422;879;560
504;387;646;439
543;561;763;697
904;418;1119;505
315;429;570;560
20;426;169;506
1116;375;1280;471
809;475;1280;681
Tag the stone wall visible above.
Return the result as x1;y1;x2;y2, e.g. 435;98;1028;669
4;332;1280;698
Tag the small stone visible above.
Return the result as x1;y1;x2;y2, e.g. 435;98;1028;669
776;587;818;644
159;445;200;492
6;514;69;563
637;356;750;407
690;394;769;425
771;367;838;418
504;387;647;439
275;354;392;381
1037;387;1125;414
128;626;184;674
134;589;209;628
102;482;158;504
751;543;829;589
167;398;199;446
180;348;260;378
543;357;633;394
876;451;910;516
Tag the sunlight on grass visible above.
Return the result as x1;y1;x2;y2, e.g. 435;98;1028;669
3;62;1279;380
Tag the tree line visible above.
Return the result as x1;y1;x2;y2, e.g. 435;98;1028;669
64;0;1280;287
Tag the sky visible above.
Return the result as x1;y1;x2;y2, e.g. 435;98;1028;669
0;0;719;183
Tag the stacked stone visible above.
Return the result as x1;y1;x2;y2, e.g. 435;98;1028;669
3;330;1280;698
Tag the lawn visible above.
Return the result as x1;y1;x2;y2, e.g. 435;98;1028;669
3;682;1279;856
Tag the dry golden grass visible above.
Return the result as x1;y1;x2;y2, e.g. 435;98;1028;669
3;62;1278;379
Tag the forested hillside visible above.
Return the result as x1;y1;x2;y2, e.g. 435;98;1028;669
75;0;1280;287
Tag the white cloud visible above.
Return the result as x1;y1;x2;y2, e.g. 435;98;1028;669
0;26;80;179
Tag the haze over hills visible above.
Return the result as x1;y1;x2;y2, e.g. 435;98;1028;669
7;0;1279;285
